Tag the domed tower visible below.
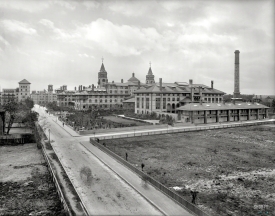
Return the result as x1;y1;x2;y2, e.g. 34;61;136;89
98;58;108;87
146;62;155;84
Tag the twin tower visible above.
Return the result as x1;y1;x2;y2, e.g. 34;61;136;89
97;61;155;88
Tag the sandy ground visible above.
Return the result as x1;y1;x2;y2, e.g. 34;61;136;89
35;106;162;215
0;143;46;182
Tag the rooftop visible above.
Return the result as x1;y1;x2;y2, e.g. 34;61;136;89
19;79;31;84
177;102;269;111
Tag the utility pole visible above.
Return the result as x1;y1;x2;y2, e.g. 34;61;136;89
48;128;50;144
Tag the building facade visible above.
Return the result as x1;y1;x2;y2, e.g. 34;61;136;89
177;102;269;124
18;79;31;102
134;78;225;114
56;62;147;110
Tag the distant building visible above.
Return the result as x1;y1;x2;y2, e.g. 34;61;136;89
31;85;57;105
134;78;225;114
1;88;19;105
177;102;269;124
18;79;31;102
56;62;147;110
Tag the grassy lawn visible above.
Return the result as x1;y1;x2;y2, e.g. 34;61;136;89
104;125;275;216
103;116;149;126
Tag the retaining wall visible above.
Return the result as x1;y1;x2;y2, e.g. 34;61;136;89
90;139;210;216
96;120;275;140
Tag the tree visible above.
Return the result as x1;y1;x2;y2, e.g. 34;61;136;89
24;98;34;110
22;111;39;129
271;99;275;113
3;101;20;134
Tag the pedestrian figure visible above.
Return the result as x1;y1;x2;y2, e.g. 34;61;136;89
141;163;145;171
190;190;199;204
125;152;128;161
103;142;106;147
63;122;64;127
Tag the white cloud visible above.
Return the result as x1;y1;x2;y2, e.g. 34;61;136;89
76;19;165;56
78;53;94;58
39;19;55;29
0;35;10;46
1;20;37;35
108;2;148;17
52;0;76;11
0;1;49;13
82;1;100;10
43;50;65;57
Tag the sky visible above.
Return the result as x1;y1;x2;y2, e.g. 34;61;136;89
0;0;274;95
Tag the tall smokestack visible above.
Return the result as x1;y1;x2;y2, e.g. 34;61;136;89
233;50;240;98
121;79;123;83
159;78;162;91
211;80;213;89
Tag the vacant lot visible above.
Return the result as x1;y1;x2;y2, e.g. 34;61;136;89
103;115;149;126
0;143;65;216
104;125;275;216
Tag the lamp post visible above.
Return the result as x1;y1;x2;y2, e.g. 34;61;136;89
48;128;50;144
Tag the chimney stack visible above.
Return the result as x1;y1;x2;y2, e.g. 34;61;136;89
233;50;240;98
189;79;193;85
132;73;135;77
199;86;202;99
211;80;214;89
92;84;94;91
121;79;123;83
138;81;140;89
74;86;76;91
191;87;194;102
159;78;162;91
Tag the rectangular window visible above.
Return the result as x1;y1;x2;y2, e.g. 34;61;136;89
146;98;149;109
156;98;160;109
142;98;144;108
163;98;166;109
137;98;140;108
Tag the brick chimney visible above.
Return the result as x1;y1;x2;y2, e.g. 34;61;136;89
138;81;140;89
121;79;123;83
211;80;213;89
189;79;193;85
74;86;76;91
233;50;240;98
159;78;162;91
132;73;135;77
92;84;94;91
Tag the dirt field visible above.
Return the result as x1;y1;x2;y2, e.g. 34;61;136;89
104;125;275;216
103;115;148;126
0;143;65;215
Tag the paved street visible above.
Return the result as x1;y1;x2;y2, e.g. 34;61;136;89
34;105;193;216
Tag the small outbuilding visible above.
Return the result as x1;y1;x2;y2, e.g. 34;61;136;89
177;102;269;124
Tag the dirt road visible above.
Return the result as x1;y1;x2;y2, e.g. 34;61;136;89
35;106;162;215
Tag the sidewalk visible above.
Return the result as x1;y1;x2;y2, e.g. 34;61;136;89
80;141;193;216
49;116;80;137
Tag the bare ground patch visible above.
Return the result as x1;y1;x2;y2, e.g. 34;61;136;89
104;125;275;216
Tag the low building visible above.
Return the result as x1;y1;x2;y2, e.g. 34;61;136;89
31;85;57;105
122;97;135;110
134;78;225;114
177;102;269;124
